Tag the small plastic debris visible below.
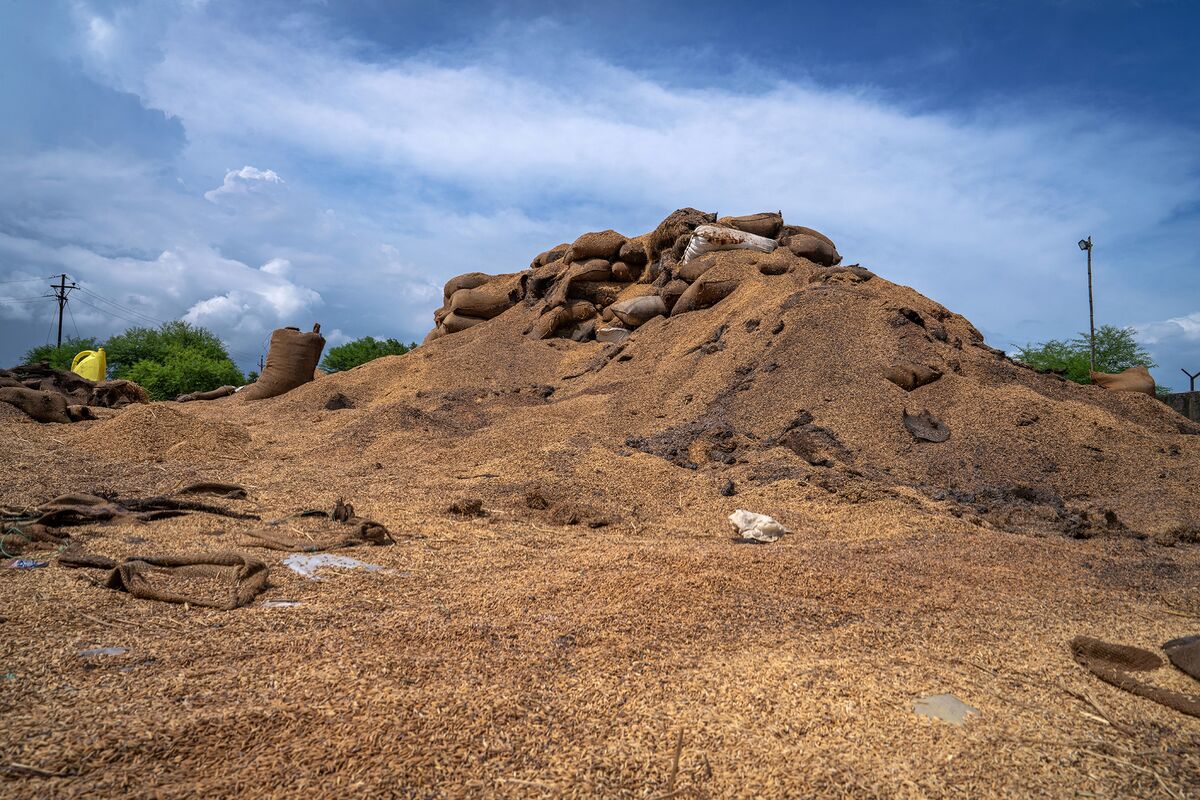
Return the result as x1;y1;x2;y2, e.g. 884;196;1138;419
6;559;48;569
282;553;385;580
261;599;301;608
79;647;127;656
912;693;980;725
729;509;787;543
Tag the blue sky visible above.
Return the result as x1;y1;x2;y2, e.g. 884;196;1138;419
1;0;1198;388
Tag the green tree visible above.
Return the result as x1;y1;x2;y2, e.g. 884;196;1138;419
104;321;231;374
104;322;244;400
121;343;245;401
1016;325;1157;385
21;337;102;370
320;336;414;373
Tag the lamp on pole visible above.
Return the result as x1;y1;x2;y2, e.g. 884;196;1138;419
1077;236;1095;372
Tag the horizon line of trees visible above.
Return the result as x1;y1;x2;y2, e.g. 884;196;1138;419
21;324;417;400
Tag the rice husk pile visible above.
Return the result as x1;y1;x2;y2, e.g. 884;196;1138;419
1;209;1198;797
74;403;253;462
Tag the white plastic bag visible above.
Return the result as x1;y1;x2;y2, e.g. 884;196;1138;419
683;225;778;264
729;509;788;543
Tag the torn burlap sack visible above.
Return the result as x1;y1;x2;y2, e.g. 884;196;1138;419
240;499;393;552
97;552;269;610
1070;635;1200;718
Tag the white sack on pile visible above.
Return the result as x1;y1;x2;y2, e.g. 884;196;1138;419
683;225;778;264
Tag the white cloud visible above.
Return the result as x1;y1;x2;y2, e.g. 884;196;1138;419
204;166;285;203
260;257;291;276
4;5;1197;389
1136;312;1200;345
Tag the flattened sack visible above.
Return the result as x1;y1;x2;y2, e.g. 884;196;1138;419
101;552;269;610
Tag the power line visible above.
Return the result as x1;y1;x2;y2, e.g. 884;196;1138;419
72;296;154;329
0;276;53;285
67;300;81;339
76;286;166;326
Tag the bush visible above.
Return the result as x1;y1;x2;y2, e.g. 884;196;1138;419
21;337;102;371
105;321;232;375
105;322;243;400
1016;325;1156;384
320;336;414;373
122;344;245;401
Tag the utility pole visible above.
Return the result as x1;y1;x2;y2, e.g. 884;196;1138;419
49;273;78;348
1077;237;1095;372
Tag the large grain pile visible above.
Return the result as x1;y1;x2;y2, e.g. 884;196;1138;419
2;207;1198;797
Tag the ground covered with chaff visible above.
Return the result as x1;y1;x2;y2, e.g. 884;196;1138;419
2;243;1199;797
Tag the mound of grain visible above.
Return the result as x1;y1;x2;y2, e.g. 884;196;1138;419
74;404;253;462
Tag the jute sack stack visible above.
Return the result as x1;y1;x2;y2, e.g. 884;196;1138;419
241;324;326;401
1091;365;1156;396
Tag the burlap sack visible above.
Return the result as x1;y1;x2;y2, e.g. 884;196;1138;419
443;272;493;303
567;281;623;309
449;274;523;319
90;380;148;408
619;238;648;266
611;261;637;282
777;225;835;247
241;325;326;401
883;364;943;392
1071;635;1200;718
0;387;72;423
610;295;667;328
1090;366;1155;396
422;325;448;344
718;212;783;238
545;259;613;308
526;301;597;340
786;234;842;266
102;552;269;610
176;385;236;403
442;311;487;333
683;225;778;263
565;230;626;264
645;208;717;270
531;244;569;269
658;278;690;312
670;276;742;316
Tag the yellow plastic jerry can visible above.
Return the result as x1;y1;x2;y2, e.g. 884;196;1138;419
71;348;106;381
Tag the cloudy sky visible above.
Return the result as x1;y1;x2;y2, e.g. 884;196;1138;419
1;0;1197;387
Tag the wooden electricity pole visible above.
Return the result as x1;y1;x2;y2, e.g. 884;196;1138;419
50;273;77;349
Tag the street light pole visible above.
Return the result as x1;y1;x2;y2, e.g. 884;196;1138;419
1078;236;1095;373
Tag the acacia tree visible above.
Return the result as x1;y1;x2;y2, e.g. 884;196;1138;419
320;337;414;373
1016;325;1156;385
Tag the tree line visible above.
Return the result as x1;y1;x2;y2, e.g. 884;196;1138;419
21;322;414;401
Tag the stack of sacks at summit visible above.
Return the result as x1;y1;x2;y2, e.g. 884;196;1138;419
423;208;843;345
